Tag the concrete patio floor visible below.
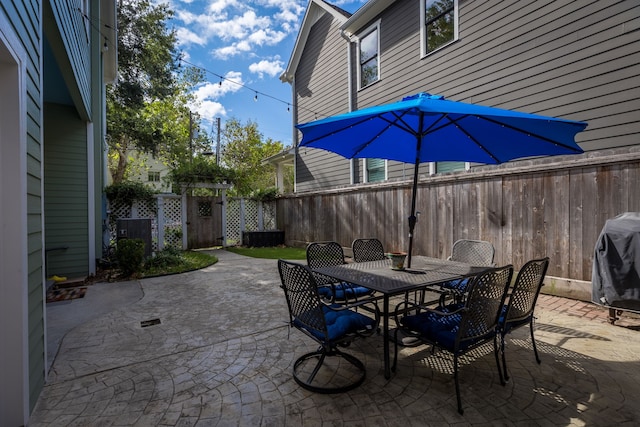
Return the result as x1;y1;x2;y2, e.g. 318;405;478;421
32;249;640;426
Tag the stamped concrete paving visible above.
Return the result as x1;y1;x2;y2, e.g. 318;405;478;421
32;250;640;425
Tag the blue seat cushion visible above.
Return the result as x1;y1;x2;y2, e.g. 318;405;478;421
400;304;476;351
295;304;376;342
318;282;374;300
440;277;471;293
499;305;532;333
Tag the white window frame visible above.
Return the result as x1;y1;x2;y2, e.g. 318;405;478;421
421;0;459;58
363;158;388;183
357;20;381;90
428;161;470;175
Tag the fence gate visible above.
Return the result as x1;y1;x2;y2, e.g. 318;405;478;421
187;196;223;249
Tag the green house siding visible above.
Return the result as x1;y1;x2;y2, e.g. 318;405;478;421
44;104;89;278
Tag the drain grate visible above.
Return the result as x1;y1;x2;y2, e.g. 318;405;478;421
140;318;161;328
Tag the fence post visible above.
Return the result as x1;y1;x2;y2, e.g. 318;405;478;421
257;200;264;231
239;198;246;244
221;190;228;247
181;188;188;250
157;196;165;252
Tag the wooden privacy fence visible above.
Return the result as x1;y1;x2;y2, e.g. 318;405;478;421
277;147;640;283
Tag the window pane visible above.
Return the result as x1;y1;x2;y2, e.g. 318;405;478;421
425;0;455;53
361;57;378;87
436;161;465;173
367;158;385;182
360;27;378;87
360;30;377;63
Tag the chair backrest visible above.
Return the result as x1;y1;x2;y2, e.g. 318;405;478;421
503;257;549;325
352;238;385;262
306;242;347;287
306;241;346;269
456;265;513;347
278;260;328;340
450;239;495;266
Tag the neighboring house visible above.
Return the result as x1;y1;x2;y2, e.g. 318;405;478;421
123;150;174;193
0;1;116;424
262;147;296;193
281;0;638;192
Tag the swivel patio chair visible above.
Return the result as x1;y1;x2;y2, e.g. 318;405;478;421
306;241;375;303
439;239;496;304
278;259;377;393
352;238;386;262
393;264;513;414
498;257;549;382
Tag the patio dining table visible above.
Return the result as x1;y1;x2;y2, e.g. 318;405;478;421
314;255;489;379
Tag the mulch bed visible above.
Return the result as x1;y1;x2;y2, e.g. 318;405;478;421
46;286;87;303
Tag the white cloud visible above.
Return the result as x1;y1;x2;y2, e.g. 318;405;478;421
190;71;245;118
171;0;305;58
193;99;227;119
249;58;284;78
176;27;207;46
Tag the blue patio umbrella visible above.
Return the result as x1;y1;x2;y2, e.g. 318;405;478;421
296;93;588;267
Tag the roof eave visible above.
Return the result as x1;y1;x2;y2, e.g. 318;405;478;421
280;0;350;84
340;0;397;36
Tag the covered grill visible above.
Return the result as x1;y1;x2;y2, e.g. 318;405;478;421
592;212;640;324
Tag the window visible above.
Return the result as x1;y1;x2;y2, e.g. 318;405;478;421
358;21;380;88
429;161;469;174
422;0;458;56
365;158;386;183
148;171;161;182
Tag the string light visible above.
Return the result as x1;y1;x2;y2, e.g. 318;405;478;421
179;57;322;117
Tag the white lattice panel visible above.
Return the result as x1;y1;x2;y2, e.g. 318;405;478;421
227;199;242;245
162;197;183;248
244;199;259;232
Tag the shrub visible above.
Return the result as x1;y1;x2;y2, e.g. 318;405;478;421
116;238;146;275
145;247;184;270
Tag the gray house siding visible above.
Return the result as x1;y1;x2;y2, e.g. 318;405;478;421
0;0;45;419
44;104;89;278
292;0;640;191
295;11;352;192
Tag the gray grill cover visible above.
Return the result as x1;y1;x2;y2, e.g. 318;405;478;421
592;212;640;311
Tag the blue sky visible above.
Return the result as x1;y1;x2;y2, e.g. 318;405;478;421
165;0;366;147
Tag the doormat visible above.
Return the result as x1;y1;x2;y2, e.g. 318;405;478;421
46;286;87;303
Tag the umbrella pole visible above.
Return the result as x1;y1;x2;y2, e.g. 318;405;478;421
407;125;424;269
407;160;419;268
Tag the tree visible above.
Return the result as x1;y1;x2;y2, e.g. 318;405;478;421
107;0;207;183
220;118;284;196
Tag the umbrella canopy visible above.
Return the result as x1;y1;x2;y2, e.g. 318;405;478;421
296;93;588;266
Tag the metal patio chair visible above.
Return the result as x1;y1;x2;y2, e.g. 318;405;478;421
393;264;513;414
306;241;375;303
439;239;496;304
498;257;549;382
278;260;377;393
352;238;386;263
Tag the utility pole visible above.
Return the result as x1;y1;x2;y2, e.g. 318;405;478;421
189;111;193;163
216;117;221;165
